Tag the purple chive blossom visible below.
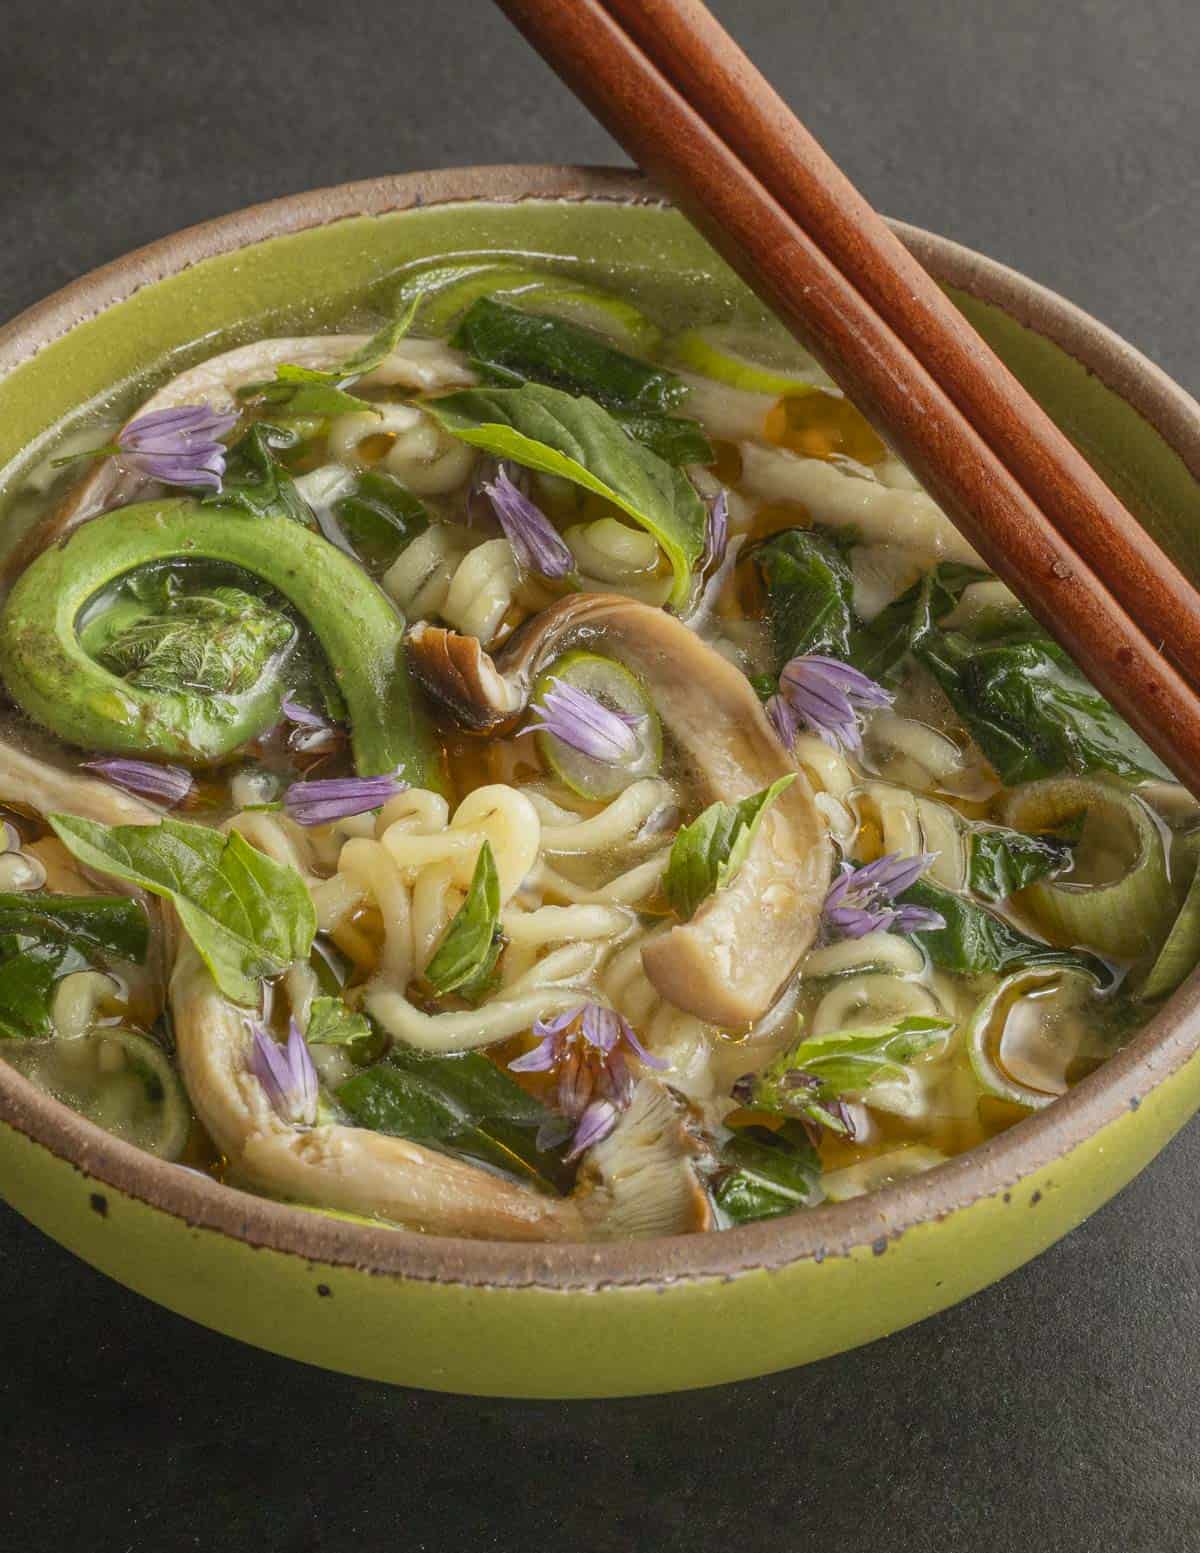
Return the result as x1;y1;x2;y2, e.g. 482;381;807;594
482;464;574;579
821;851;946;941
703;488;729;570
280;698;341;754
509;1002;666;1160
767;654;892;754
114;403;238;491
82;758;194;808
250;1020;318;1126
283;770;407;826
526;678;642;764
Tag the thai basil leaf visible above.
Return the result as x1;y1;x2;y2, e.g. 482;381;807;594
848;563;988;685
0;893;148;964
0;940;77;1040
916;628;1169;784
451;297;685;412
237;364;376;418
48;814;316;1005
97;586;294;697
337;1047;571;1192
425;383;706;607
899;875;1113;982
423;842;502;1002
967;825;1074;902
336;296;422;379
759;1015;952;1103
611;407;713;466
305;994;384;1064
753;527;855;668
328;470;428;575
203;423;314;524
664;775;795;922
714;1123;824;1224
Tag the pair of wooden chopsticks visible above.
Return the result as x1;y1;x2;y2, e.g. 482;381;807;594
494;0;1200;795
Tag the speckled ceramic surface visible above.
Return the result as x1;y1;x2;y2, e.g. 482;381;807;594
1;166;1199;1397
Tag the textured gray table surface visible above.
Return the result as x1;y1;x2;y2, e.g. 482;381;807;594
2;3;1198;1548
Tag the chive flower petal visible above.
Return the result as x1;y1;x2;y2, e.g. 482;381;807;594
508;1000;664;1159
116;402;238;492
527;678;642;764
483;464;574;578
82;758;194;808
821;851;946;941
250;1019;319;1126
770;654;892;753
283;770;407;826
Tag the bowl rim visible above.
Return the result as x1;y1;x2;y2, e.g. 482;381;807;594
2;162;1199;1293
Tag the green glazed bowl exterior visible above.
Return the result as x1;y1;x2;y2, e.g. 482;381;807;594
1;167;1199;1398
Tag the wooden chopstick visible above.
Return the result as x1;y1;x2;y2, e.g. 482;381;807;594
492;0;1200;795
601;0;1200;694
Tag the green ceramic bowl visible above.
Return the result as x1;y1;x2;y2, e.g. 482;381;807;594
1;167;1198;1398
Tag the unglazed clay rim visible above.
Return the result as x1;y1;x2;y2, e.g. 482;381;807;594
2;165;1198;1292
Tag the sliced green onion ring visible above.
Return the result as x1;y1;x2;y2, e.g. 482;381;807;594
1139;855;1200;1000
532;649;662;801
1002;778;1172;961
668;324;826;397
967;966;1102;1109
1;1027;191;1159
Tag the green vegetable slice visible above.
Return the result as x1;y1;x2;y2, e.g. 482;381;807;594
1001;779;1173;961
0;499;435;777
669;324;823;397
753;526;855;667
916;627;1169;784
533;650;662;801
425;383;706;608
327;470;428;575
452;297;684;414
337;1048;571;1192
397;262;660;351
0;1026;191;1159
49;814;316;1006
713;1122;824;1224
663;775;795;922
898;873;1113;983
967;967;1104;1108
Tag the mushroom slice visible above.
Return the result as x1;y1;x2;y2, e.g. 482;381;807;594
406;621;523;729
171;946;587;1242
410;595;832;1025
7;333;476;580
576;1080;715;1239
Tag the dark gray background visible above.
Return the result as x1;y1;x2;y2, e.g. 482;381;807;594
2;2;1198;1548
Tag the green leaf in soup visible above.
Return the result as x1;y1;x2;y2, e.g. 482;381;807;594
916;628;1169;784
752;527;855;669
898;874;1113;983
337;1047;571;1192
237;364;377;419
848;562;989;686
202;423;315;524
335;295;422;379
48;814;316;1006
450;297;685;413
96;586;295;698
0;893;148;964
609;407;713;467
328;470;428;575
664;775;796;922
967;825;1074;903
714;1123;824;1224
0;938;82;1040
425;383;707;608
305;994;385;1064
422;842;503;1003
